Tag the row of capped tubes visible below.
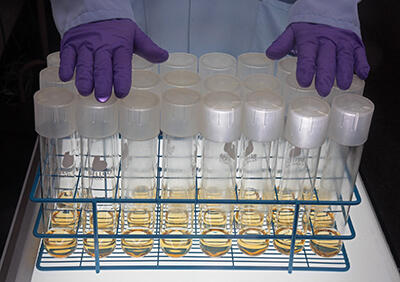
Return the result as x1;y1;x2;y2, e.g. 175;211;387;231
37;51;372;261
44;51;365;104
35;86;373;260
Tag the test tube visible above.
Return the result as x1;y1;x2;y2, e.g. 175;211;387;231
34;87;79;258
200;91;242;257
242;74;281;100
132;54;158;73
39;66;76;94
203;74;242;97
161;70;201;92
119;90;160;257
237;90;285;256
160;52;198;74
132;70;162;98
199;52;236;78
276;56;297;83
274;96;330;255
160;88;201;257
307;94;374;258
237;52;274;79
77;94;119;258
46;51;60;67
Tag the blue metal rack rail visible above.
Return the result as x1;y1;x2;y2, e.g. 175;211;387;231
30;136;361;274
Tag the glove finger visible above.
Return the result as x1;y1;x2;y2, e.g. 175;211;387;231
296;39;318;87
59;45;76;81
75;46;94;96
265;26;295;60
113;47;132;99
94;50;113;103
354;46;370;80
133;26;169;63
315;38;336;97
336;42;354;90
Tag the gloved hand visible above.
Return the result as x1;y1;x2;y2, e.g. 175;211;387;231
59;19;168;102
266;22;370;97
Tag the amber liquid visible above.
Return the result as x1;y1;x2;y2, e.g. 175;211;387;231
237;228;269;256
121;229;154;257
127;208;154;228
51;210;80;228
273;227;305;255
302;210;335;232
44;228;77;258
200;229;231;257
83;230;116;258
160;230;192;257
310;228;342;257
90;210;118;230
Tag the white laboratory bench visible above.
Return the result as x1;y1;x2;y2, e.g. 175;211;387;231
1;139;399;282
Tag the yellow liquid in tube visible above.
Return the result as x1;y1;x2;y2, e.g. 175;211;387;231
83;230;116;258
44;228;77;258
273;227;305;255
127;209;154;228
237;228;269;256
200;229;232;257
121;229;154;257
160;230;192;257
310;228;342;257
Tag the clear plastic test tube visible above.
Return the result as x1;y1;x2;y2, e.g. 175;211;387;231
237;52;274;79
160;52;198;74
307;94;374;258
132;54;158;73
200;91;242;257
77;94;119;258
119;90;160;257
132;70;162;98
34;87;79;258
161;70;201;92
199;52;237;78
237;90;285;256
274;96;330;255
160;88;201;257
242;74;281;99
203;74;242;97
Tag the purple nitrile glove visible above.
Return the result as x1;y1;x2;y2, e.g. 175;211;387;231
59;19;168;102
266;22;370;97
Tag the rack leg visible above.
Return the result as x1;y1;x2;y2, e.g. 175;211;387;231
288;204;300;274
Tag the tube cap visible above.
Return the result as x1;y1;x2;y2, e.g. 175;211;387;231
203;74;241;96
46;51;60;67
161;88;201;137
119;90;160;140
277;56;297;82
329;94;374;146
202;91;242;143
284;73;317;105
162;70;201;90
199;52;237;77
40;66;75;91
243;90;285;142
132;54;157;72
237;52;274;78
285;96;330;149
160;52;197;74
34;87;75;138
132;70;161;96
76;94;118;138
243;74;281;98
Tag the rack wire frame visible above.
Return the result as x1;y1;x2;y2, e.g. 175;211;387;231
30;134;361;274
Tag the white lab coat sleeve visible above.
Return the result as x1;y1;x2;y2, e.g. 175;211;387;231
50;0;135;36
288;0;361;38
